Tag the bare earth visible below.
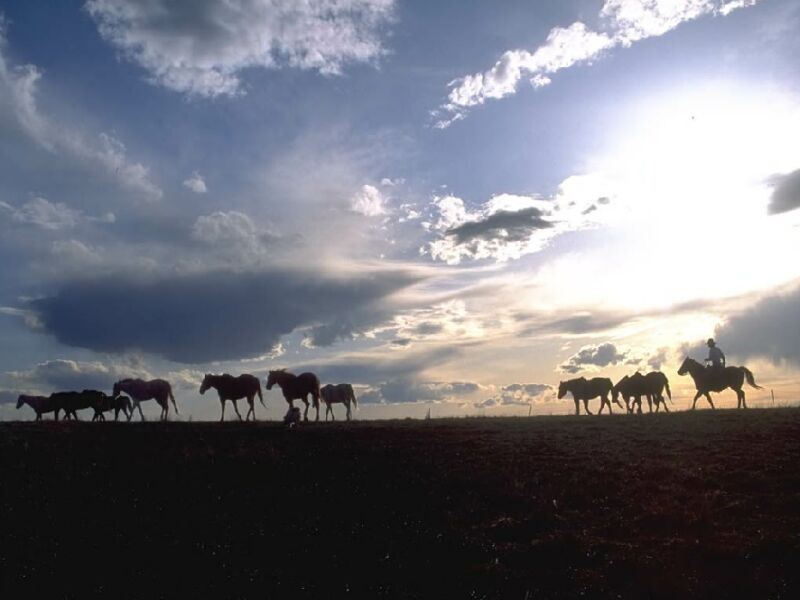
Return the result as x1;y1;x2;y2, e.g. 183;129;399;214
2;408;799;599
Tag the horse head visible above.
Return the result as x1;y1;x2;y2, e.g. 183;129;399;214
266;369;287;390
16;394;26;409
557;381;568;399
199;374;213;395
112;379;128;398
677;357;692;376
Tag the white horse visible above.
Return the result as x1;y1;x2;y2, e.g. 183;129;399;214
320;383;358;421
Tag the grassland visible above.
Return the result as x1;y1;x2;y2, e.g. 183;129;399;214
2;408;799;598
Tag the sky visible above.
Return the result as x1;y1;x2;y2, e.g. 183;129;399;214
2;0;800;421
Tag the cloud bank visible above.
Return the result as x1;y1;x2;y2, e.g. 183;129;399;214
714;283;800;367
86;0;396;97
30;267;421;363
435;0;761;127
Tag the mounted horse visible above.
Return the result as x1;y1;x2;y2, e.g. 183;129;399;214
16;394;60;421
113;378;178;421
266;370;321;421
200;373;264;421
557;377;619;415
320;383;358;421
677;357;762;409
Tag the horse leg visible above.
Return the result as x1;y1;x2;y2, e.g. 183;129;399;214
646;394;653;413
346;401;351;421
583;398;593;415
220;398;226;422
232;400;243;421
738;388;747;409
246;398;254;421
302;400;309;421
135;400;145;421
574;398;580;416
705;392;715;409
691;391;704;410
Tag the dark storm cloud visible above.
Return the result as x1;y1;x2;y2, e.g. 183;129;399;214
558;342;634;374
446;207;552;244
31;269;421;363
713;284;800;367
768;169;800;215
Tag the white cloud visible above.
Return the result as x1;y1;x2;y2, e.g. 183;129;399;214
183;171;208;194
1;196;115;231
0;24;163;199
422;179;616;264
85;0;396;97
350;184;387;216
1;196;80;230
435;0;763;127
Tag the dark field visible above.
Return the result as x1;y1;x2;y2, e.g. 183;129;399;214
2;409;800;599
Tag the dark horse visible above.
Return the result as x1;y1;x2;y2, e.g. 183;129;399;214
557;377;619;415
320;383;358;421
266;370;321;421
91;394;132;422
113;378;178;421
16;394;60;421
677;357;762;410
613;371;673;413
50;389;107;420
200;373;264;422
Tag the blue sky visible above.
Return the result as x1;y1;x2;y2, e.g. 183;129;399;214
2;0;800;420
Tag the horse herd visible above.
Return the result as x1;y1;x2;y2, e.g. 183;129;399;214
559;357;763;415
16;370;358;423
16;356;763;422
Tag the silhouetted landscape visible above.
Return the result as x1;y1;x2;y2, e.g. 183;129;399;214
2;408;799;598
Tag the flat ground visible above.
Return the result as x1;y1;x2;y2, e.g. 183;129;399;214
1;408;800;599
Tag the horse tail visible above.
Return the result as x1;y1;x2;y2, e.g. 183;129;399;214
168;384;180;414
257;379;265;407
349;385;358;408
741;367;763;390
662;373;672;402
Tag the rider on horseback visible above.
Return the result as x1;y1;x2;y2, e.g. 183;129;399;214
705;338;726;386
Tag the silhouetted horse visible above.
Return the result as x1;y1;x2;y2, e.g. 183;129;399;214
613;371;672;414
266;370;321;421
50;389;107;421
557;377;618;415
200;373;264;422
16;394;60;421
645;371;672;413
113;378;178;421
678;357;762;409
91;394;132;422
320;383;358;421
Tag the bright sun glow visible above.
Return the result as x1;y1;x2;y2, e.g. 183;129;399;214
538;82;800;312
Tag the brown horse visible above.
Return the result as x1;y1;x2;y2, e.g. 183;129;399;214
113;378;178;421
677;357;762;410
200;373;264;422
557;377;618;415
16;394;60;421
266;370;321;421
320;383;358;421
